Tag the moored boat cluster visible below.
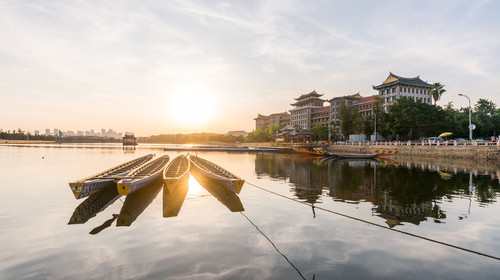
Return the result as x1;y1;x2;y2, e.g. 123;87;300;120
68;154;246;229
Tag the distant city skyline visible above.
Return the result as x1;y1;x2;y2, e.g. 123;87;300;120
1;1;500;137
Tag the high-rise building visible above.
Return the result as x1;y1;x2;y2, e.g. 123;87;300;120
289;90;325;130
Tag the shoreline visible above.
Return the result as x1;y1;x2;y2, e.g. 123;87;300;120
0;140;55;144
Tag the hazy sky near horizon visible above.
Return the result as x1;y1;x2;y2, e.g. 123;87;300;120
1;0;500;136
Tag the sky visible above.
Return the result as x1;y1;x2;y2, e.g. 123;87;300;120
1;0;500;136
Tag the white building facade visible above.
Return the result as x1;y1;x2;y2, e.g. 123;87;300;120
373;72;432;112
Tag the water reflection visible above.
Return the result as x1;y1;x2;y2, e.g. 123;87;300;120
163;178;189;218
68;184;121;224
68;176;246;232
116;180;163;226
254;154;500;227
197;180;244;212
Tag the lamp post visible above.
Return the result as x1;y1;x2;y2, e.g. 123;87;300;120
458;93;472;141
373;112;377;142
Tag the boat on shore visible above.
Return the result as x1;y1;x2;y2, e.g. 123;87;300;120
293;147;326;156
189;155;245;194
163;154;190;193
117;155;170;195
329;152;381;159
69;154;154;199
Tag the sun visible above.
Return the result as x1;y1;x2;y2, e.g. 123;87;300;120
168;85;217;127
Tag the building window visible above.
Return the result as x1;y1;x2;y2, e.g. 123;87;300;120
392;88;396;93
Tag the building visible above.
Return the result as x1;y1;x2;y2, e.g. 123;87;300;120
328;93;362;136
289;90;325;130
353;95;379;117
311;105;330;127
254;112;290;131
225;130;249;137
373;72;432;111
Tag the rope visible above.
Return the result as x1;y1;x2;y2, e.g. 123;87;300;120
246;181;500;261
240;212;307;280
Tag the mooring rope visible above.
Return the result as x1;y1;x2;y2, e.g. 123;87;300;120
240;212;307;280
246;181;500;261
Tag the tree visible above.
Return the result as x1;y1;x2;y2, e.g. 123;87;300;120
310;124;328;140
338;102;363;139
475;99;496;116
430;82;446;105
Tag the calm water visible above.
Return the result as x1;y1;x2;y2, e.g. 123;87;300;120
1;144;500;279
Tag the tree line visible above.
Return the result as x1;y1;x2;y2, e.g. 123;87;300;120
0;128;55;140
140;133;245;144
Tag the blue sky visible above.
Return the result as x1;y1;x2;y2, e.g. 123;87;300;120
1;0;499;136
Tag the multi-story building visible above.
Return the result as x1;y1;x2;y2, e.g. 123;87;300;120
353;95;379;117
328;93;362;135
373;72;432;111
289;90;325;130
254;112;290;131
311;106;330;127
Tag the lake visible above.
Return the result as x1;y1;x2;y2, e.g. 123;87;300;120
1;144;499;279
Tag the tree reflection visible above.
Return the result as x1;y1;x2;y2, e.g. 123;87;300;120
254;154;500;227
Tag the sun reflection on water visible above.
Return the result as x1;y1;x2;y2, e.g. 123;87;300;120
187;175;204;197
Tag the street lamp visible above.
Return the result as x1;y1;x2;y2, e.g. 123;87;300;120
458;93;472;141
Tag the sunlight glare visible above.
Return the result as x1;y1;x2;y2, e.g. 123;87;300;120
187;174;205;197
168;85;217;127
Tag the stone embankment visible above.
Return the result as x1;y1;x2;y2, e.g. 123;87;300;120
327;144;500;160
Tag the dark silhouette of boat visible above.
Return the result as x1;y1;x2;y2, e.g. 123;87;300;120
162;179;189;218
116;181;163;226
68;184;121;224
199;181;244;212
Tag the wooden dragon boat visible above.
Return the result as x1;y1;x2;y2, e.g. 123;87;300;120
162;178;189;218
189;155;245;194
329;152;381;159
69;154;154;199
68;184;121;224
163;154;190;194
117;155;170;195
293;147;326;156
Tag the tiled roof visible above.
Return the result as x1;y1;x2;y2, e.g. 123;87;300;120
294;90;324;101
373;72;431;89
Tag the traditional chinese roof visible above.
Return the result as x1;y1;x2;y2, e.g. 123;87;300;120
373;72;431;89
328;93;362;103
294;90;324;101
254;113;268;120
354;95;378;105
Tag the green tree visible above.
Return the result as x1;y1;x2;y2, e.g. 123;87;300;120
430;82;446;105
475;99;496;116
338;102;364;139
310;124;329;140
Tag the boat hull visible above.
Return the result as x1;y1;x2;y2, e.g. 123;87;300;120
189;155;244;194
163;155;190;194
330;153;380;159
69;179;115;199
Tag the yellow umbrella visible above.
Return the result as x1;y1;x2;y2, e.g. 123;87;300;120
439;132;453;138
